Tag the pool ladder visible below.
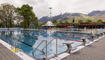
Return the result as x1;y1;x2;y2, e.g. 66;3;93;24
32;40;45;55
32;39;54;58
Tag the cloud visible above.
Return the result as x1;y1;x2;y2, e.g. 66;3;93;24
72;0;105;13
0;0;105;18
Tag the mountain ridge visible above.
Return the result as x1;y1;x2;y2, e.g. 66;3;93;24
39;10;105;22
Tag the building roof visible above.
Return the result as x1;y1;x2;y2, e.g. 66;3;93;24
43;21;55;26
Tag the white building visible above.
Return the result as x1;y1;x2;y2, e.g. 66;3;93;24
43;21;55;26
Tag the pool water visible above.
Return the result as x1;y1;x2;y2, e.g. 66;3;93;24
0;30;94;60
52;31;93;41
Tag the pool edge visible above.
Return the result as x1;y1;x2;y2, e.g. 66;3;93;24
0;39;36;60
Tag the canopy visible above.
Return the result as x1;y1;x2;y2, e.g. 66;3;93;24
43;21;55;26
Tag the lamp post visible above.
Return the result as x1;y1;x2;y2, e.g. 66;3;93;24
49;7;52;20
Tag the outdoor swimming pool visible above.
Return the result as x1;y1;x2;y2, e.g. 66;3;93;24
0;29;95;60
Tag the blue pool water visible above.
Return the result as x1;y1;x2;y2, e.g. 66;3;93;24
0;30;94;60
52;31;93;41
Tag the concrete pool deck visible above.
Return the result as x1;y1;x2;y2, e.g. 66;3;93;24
0;43;22;60
0;39;35;60
62;36;105;60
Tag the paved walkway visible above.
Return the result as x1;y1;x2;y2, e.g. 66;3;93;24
63;37;105;60
0;43;22;60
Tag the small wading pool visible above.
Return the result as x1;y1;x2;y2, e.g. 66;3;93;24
0;30;94;60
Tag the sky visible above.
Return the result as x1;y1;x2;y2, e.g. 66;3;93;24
0;0;105;18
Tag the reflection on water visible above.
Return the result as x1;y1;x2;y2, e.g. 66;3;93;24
0;30;93;60
0;30;67;59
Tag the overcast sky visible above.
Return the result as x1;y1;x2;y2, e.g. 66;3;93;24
0;0;105;18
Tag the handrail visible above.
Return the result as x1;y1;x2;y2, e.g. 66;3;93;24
42;39;54;51
32;40;46;58
32;39;54;59
35;40;45;49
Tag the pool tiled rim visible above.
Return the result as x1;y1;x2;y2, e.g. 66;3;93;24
50;35;105;60
0;39;35;60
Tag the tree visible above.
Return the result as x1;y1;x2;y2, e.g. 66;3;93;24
59;21;64;24
64;21;69;24
33;17;38;28
16;4;38;28
97;19;103;23
14;15;23;27
78;20;83;23
0;3;16;27
52;20;57;25
86;19;92;23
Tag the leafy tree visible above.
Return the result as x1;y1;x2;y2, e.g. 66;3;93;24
52;20;57;25
16;4;38;28
14;15;23;27
97;19;103;23
33;17;38;28
78;20;83;23
86;19;92;23
59;21;64;24
0;4;16;27
64;21;69;24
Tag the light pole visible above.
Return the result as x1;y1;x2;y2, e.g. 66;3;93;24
49;7;52;20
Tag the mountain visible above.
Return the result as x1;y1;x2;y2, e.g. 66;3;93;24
39;13;85;22
88;11;105;20
38;16;50;22
39;10;105;22
88;11;105;16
